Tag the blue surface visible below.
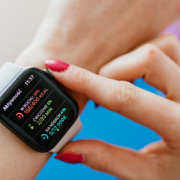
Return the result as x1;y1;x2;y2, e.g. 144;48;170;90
36;78;164;180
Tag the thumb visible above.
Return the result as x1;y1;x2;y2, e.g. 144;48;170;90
54;140;154;179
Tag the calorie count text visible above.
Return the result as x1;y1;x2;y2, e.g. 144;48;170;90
24;88;49;115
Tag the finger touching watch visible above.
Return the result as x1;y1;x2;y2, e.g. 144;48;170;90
0;62;82;153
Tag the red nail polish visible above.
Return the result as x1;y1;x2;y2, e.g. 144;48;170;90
45;60;70;72
54;153;83;164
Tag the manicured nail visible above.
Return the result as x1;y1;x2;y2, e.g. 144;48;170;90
54;153;83;164
95;103;100;108
45;59;70;72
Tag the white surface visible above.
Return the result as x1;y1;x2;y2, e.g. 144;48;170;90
0;0;51;66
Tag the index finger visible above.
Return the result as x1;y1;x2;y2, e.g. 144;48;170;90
45;60;180;143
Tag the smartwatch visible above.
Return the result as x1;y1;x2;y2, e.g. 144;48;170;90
0;62;82;153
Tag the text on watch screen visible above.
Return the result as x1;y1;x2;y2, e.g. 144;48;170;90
0;69;77;148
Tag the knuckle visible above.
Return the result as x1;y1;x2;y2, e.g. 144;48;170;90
144;44;160;58
164;34;180;56
94;155;108;172
162;33;179;48
115;81;138;113
141;44;162;66
73;67;90;94
159;33;180;62
93;143;110;172
155;33;180;55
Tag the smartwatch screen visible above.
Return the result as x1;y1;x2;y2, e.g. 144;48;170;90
0;68;79;152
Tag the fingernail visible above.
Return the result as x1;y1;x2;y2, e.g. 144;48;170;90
95;103;100;108
45;59;70;72
54;153;83;164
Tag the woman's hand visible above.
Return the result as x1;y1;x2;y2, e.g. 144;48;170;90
4;0;180;179
45;34;180;180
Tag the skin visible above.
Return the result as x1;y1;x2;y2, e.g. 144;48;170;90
49;34;180;180
0;0;180;179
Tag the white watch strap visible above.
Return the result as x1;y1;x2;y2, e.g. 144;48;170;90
0;62;24;93
50;117;82;153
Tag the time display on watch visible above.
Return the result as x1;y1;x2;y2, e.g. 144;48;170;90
0;68;79;152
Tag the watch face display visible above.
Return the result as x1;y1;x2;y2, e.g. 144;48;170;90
0;68;79;152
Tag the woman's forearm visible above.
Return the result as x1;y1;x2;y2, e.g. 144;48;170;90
20;0;180;71
17;0;180;72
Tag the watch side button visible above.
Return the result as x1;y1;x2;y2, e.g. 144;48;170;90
42;69;54;79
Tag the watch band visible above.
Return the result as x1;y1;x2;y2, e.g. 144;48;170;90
50;117;82;153
0;62;24;93
0;62;82;153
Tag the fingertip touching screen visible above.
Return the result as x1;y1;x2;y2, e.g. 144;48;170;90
0;68;79;152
